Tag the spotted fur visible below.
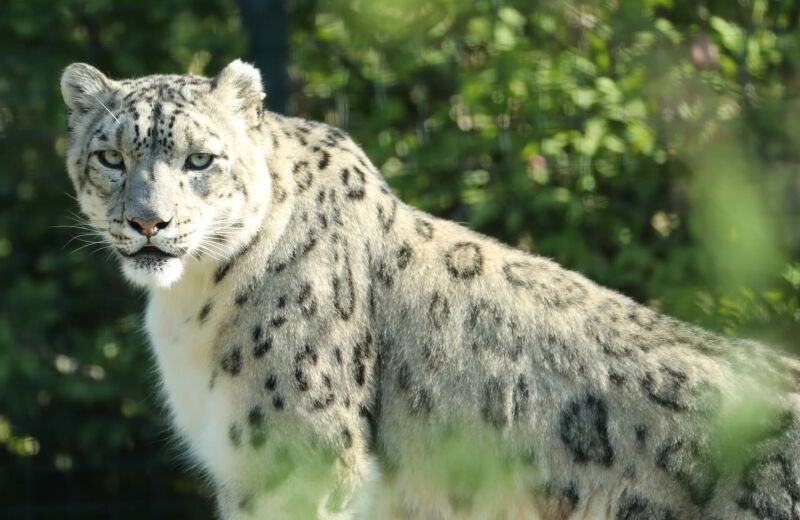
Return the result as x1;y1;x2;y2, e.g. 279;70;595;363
62;61;800;519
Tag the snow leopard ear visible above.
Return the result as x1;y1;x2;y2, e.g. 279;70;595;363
60;63;113;112
212;59;265;127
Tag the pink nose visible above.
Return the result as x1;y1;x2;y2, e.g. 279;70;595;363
127;216;169;237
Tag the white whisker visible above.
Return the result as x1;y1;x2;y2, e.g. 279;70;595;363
194;242;227;262
91;93;120;124
63;233;104;248
70;241;106;253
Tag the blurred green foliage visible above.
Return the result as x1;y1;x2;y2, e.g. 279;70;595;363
0;0;799;515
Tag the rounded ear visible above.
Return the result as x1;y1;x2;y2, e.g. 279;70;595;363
212;59;266;126
60;63;113;111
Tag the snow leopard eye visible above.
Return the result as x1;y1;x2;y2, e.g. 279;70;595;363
96;150;124;169
185;153;214;170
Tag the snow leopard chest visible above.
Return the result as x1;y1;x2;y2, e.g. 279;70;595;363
145;272;236;479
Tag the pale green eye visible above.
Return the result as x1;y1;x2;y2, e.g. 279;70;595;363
97;150;124;169
185;153;214;170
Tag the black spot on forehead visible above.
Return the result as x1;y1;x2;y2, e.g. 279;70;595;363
121;74;212;103
117;80;215;134
149;101;163;153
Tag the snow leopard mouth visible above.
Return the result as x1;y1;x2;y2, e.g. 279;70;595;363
122;245;182;260
117;243;188;288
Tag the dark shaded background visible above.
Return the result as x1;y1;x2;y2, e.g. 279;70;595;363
1;0;800;517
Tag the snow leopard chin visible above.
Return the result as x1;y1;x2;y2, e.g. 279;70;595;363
121;255;184;289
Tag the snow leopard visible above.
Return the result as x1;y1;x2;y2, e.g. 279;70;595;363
60;60;800;519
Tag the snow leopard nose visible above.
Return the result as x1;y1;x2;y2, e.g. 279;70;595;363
127;216;171;237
